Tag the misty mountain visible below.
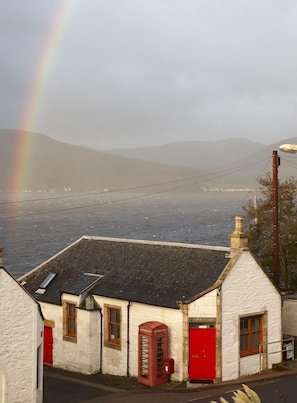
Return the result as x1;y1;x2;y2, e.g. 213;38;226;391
212;138;297;187
106;138;297;188
1;130;297;194
105;139;265;170
0;130;211;193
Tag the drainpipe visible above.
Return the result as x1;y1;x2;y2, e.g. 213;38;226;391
127;301;131;377
99;307;103;374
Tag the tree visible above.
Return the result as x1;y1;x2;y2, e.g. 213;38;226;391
243;173;297;290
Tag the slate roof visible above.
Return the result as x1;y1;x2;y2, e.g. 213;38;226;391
21;236;231;309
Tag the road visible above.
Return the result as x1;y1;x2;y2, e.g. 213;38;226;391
44;373;297;403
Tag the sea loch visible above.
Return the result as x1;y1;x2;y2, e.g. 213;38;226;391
0;191;251;278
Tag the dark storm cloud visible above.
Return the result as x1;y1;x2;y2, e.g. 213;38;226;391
1;0;297;149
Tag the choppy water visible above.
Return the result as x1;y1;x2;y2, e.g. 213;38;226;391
0;191;251;278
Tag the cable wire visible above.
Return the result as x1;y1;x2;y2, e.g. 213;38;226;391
0;156;271;220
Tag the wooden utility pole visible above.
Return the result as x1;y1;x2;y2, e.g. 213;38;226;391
272;150;280;289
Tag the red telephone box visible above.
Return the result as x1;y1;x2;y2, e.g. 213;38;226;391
138;321;169;386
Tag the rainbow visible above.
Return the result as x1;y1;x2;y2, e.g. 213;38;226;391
12;0;73;195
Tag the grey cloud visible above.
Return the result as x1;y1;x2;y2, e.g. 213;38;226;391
1;0;297;149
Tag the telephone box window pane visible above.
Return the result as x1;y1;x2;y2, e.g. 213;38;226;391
156;336;165;377
141;336;149;378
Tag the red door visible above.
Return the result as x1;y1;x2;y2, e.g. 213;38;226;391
44;326;53;365
189;328;216;381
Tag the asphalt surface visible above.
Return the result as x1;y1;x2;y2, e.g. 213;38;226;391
43;361;297;403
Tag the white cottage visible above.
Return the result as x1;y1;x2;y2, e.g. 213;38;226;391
0;262;44;402
19;217;282;385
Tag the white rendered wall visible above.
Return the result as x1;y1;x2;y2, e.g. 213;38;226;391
282;299;297;337
40;295;100;374
41;295;184;380
221;251;282;381
0;270;43;403
188;289;217;318
93;296;184;381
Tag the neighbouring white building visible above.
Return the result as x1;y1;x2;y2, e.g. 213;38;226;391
0;257;44;402
282;294;297;337
19;217;282;385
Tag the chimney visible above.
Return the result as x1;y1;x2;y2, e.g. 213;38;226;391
229;216;248;250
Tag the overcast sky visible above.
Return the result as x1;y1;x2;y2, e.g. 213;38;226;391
1;0;297;149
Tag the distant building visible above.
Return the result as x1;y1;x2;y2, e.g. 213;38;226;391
282;294;297;338
20;217;282;385
0;251;43;402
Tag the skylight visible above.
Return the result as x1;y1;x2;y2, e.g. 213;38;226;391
39;272;56;289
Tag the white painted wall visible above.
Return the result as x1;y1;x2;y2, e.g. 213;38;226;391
282;298;297;337
41;295;184;381
188;289;217;318
221;251;282;381
40;295;100;375
93;296;184;381
0;269;43;403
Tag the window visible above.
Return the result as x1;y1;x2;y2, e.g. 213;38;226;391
104;305;121;349
240;315;263;357
63;302;77;342
67;303;76;337
108;307;121;343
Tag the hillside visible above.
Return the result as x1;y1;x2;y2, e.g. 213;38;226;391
212;138;297;187
106;138;297;188
2;130;296;194
106;138;265;170
0;130;211;193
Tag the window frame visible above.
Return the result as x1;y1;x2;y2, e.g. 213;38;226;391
104;304;121;350
63;301;77;342
240;314;263;357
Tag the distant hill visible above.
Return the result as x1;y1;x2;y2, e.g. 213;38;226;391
212;138;297;187
0;130;211;193
106;138;297;188
2;130;297;194
106;138;265;170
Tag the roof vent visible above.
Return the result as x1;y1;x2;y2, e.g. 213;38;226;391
35;288;46;295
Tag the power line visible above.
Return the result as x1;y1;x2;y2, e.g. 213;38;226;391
235;156;272;216
0;157;270;220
